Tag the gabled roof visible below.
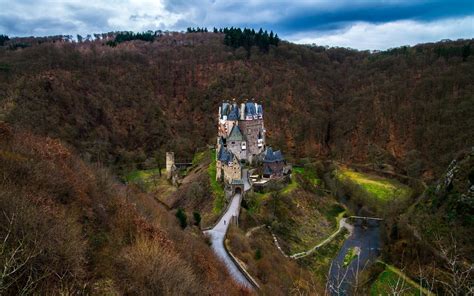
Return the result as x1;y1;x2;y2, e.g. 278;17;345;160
217;146;241;166
221;102;230;117
228;125;243;141
244;101;263;117
227;105;240;120
221;102;240;120
217;146;232;163
245;102;256;116
263;147;284;163
263;165;272;176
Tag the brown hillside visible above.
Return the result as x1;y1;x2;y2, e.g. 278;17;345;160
0;33;472;179
0;123;248;295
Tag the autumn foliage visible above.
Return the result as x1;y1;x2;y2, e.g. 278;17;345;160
0;124;248;295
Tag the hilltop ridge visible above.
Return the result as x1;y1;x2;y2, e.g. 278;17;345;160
0;32;472;179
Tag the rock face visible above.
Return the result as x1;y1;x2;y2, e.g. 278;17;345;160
408;147;474;261
435;148;473;200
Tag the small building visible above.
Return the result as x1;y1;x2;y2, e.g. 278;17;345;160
262;147;285;178
216;146;242;184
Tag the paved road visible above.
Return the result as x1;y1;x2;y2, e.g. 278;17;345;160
203;169;253;289
204;193;252;288
242;169;251;191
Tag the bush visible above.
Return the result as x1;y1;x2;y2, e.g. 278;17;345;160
193;211;201;226
176;208;188;229
117;237;200;295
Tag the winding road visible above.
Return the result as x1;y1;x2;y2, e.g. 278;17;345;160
203;169;253;289
291;217;354;259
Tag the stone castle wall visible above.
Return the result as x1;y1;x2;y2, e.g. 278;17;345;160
223;161;242;183
239;118;265;157
227;139;247;160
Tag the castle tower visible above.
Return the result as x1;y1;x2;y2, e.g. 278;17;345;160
166;152;175;179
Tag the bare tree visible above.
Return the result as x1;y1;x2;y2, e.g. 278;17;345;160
435;235;473;295
0;212;42;295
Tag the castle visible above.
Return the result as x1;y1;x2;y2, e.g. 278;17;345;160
217;101;266;164
216;100;286;186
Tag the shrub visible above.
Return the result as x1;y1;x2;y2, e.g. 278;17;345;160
117;237;200;295
193;211;201;226
176;208;188;229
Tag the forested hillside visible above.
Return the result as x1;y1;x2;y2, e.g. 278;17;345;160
0;122;247;294
0;32;472;179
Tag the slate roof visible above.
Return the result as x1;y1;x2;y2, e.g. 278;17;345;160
263;165;272;176
221;102;230;117
244;102;263;117
228;125;243;141
263;147;284;163
227;105;240;120
217;146;232;163
221;102;240;120
217;146;240;166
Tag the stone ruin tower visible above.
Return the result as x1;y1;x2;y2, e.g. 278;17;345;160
166;152;175;179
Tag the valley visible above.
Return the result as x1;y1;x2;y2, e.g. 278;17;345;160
0;31;472;295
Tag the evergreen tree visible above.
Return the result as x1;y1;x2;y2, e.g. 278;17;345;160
176;208;187;229
0;34;9;46
219;27;280;54
193;212;201;226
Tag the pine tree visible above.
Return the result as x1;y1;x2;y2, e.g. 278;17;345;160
176;209;187;229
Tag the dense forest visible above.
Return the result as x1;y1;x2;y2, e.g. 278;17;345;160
0;122;247;294
0;31;471;180
0;30;472;294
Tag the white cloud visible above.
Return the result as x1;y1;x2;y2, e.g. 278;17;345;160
286;16;474;50
0;0;186;36
1;0;472;49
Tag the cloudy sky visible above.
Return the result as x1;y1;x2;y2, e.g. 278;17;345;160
1;0;473;50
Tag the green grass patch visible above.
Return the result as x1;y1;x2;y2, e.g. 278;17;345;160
336;168;411;201
343;247;359;267
246;191;270;215
124;168;163;191
279;166;321;195
324;204;345;222
371;262;433;296
208;149;225;214
281;176;298;194
299;228;349;283
192;150;206;166
293;166;321;186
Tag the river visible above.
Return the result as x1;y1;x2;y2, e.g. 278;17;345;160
327;219;381;295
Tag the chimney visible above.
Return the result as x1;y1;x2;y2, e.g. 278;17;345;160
240;103;245;120
218;106;222;119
